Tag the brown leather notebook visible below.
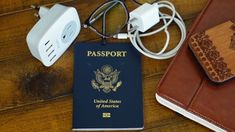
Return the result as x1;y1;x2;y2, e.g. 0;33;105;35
156;0;235;131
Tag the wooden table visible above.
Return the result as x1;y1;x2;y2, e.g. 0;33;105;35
0;0;210;131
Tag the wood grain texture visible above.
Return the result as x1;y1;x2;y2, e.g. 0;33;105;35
0;0;73;16
0;75;209;132
189;21;235;83
0;0;209;131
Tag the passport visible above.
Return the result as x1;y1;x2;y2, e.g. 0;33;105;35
72;42;143;131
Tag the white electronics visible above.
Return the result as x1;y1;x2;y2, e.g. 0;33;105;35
115;1;186;60
129;3;160;32
26;4;81;67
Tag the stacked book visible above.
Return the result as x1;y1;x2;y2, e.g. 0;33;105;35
156;0;235;131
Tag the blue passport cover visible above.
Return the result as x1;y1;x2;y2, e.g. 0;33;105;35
72;42;143;130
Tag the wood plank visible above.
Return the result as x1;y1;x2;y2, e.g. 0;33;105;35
0;0;72;15
0;75;209;132
0;0;115;110
126;0;207;20
171;0;208;19
0;0;106;61
0;20;193;111
0;0;208;111
0;0;207;19
142;119;210;132
0;0;207;59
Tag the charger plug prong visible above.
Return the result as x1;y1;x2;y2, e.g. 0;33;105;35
31;5;40;18
34;13;39;18
31;5;39;10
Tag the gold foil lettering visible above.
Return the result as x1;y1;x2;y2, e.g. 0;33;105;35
87;51;127;57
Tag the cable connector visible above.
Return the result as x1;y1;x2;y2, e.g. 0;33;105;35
129;3;160;32
113;33;128;39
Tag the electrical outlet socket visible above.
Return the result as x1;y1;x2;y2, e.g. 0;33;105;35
26;4;81;67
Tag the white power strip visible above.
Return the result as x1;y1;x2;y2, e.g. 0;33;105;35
26;4;81;67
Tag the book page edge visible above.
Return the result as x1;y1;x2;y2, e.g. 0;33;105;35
155;93;225;132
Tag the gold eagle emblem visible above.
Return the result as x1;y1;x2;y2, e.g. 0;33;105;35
91;65;122;93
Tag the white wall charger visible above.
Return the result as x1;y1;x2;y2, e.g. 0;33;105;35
115;1;186;60
26;4;81;67
130;3;160;32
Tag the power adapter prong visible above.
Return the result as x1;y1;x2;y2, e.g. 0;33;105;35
31;5;40;18
34;13;39;18
31;5;40;10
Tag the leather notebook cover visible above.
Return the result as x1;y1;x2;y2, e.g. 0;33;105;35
189;21;235;83
156;0;235;131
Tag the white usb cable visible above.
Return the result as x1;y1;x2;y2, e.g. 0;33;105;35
114;1;186;60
